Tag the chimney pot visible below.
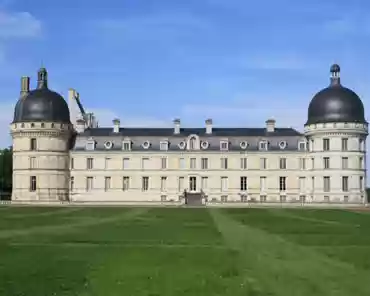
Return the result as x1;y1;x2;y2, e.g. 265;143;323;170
113;118;120;133
173;118;180;134
205;118;213;134
266;119;276;133
20;76;30;98
76;118;86;133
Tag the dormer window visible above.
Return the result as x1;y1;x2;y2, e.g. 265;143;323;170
160;141;169;151
279;141;287;150
122;140;131;151
220;141;229;151
86;138;96;151
189;137;196;150
298;141;307;151
142;141;151;149
259;140;268;150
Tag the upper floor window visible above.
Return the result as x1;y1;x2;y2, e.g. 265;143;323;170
220;141;229;151
359;138;365;151
160;141;169;151
201;158;208;169
87;158;94;169
279;158;287;169
298;141;306;151
323;157;330;169
323;138;330;151
259;140;268;150
341;138;348;151
260;158;267;169
122;140;131;151
86;138;95;151
30;138;37;150
221;157;228;169
240;157;247;169
189;137;197;150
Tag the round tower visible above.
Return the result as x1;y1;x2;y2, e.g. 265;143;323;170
304;64;368;204
10;68;74;202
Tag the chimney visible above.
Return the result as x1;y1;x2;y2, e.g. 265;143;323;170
20;76;30;98
113;118;120;133
173;118;180;134
205;118;213;134
76;118;86;133
266;119;276;133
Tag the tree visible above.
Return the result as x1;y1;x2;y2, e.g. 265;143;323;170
0;147;12;200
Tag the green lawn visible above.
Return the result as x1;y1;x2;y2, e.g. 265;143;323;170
0;207;370;296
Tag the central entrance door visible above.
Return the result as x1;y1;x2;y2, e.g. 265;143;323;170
189;176;197;192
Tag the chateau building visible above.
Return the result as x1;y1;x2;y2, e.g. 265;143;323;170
10;65;368;205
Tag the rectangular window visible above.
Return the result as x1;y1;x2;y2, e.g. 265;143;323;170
311;157;315;169
360;176;364;191
299;177;306;192
30;157;36;169
160;141;168;151
179;158;186;169
312;176;315;192
122;158;129;169
260;158;267;169
161;177;167;191
201;158;208;169
260;195;267;203
240;157;247;169
221;157;228;169
342;157;348;169
70;158;74;169
201;177;208;190
87;158;93;169
342;138;348;151
190;158;196;169
359;138;364;151
240;176;247;191
299;141;306;150
70;177;74;191
105;158;111;170
323;157;330;169
30;176;36;192
359;157;363;169
30;138;37;150
221;177;228;192
279;177;286;191
178;177;184;191
122;177;130;191
122;141;131;151
323;138;330;151
299;158;306;170
104;177;111;191
142;158;149;169
260;177;266;191
220;141;228;150
342;176;349;192
86;177;93;191
279;158;287;169
189;176;197;191
161;157;167;169
142;177;149;191
324;176;330;192
259;141;268;150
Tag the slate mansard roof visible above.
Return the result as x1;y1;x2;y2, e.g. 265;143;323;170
73;126;305;152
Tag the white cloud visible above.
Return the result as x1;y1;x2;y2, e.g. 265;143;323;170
0;11;42;39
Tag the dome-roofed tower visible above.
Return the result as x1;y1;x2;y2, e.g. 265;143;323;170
305;64;366;125
304;64;368;205
10;67;74;202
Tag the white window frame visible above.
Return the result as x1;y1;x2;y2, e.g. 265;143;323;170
201;141;209;149
259;140;268;151
160;141;169;151
178;141;186;150
220;140;229;151
86;138;95;151
298;141;306;151
122;140;131;151
240;141;248;149
142;141;151;149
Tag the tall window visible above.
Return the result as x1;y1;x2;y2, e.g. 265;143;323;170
178;177;184;191
70;177;74;191
279;158;287;169
142;177;149;191
260;158;267;169
30;157;36;169
161;177;167;191
311;157;315;169
221;157;228;169
30;176;37;192
104;177;111;191
341;138;348;151
221;177;228;192
105;158;111;170
201;177;208;190
122;158;129;169
323;176;330;192
240;176;247;191
299;177;306;192
240;158;247;169
30;138;37;150
189;137;196;150
220;141;228;151
359;138;364;151
323;157;330;169
359;157;364;169
360;176;364;191
179;158;185;169
342;176;349;192
122;141;131;151
142;158;149;169
323;138;330;151
299;158;306;170
342;157;348;169
87;158;93;169
70;158;74;169
161;157;167;169
190;158;196;169
201;158;208;169
279;177;286;191
260;177;266;191
86;177;93;191
160;141;168;151
122;177;130;191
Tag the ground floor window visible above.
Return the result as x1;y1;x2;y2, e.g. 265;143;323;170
343;196;349;203
324;196;330;203
30;176;36;192
70;177;74;191
122;177;130;191
86;177;93;191
299;195;306;203
142;177;149;191
280;195;286;203
260;195;267;203
221;195;228;203
240;195;248;202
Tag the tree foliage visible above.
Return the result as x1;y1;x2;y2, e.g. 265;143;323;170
0;147;12;200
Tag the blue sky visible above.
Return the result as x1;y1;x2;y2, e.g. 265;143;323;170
1;0;370;143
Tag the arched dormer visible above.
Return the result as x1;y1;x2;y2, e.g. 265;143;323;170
187;134;200;150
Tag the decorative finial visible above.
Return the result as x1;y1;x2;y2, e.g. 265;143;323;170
37;67;48;89
330;64;340;86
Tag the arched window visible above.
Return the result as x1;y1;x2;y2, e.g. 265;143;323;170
189;137;196;150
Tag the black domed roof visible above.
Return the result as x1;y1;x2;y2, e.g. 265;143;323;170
13;68;71;124
306;64;366;125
